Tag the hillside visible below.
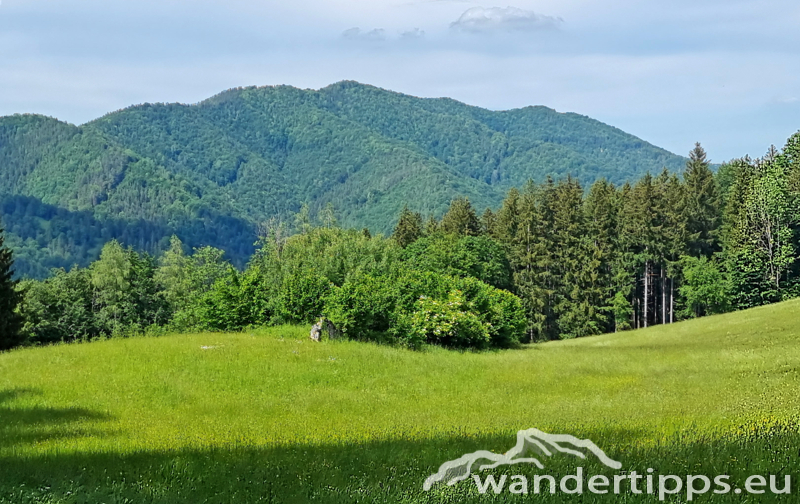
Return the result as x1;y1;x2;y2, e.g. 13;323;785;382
0;81;686;277
0;300;798;502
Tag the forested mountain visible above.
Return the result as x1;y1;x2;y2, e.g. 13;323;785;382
0;81;685;278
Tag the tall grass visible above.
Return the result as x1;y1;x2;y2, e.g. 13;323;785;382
2;300;800;502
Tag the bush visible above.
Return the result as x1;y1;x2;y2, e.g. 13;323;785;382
276;268;331;324
196;267;272;331
406;290;491;349
324;274;399;342
324;270;524;349
680;256;732;318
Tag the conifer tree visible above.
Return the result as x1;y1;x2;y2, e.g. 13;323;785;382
612;182;637;330
657;171;688;323
0;223;24;350
550;177;599;338
440;197;480;236
618;175;661;328
494;187;520;244
392;206;423;248
584;179;619;332
480;208;497;236
683;143;720;257
511;182;547;341
423;214;439;236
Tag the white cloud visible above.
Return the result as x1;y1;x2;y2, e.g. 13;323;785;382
450;6;563;34
400;28;426;41
342;28;387;42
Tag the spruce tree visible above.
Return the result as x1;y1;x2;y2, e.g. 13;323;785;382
494;187;520;244
511;182;547;341
550;177;599;338
440;197;480;236
584;179;619;333
480;208;497;237
657;171;688;323
0;223;24;350
392;206;423;247
423;214;439;236
683;143;720;257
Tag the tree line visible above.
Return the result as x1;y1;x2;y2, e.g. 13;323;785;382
1;132;798;351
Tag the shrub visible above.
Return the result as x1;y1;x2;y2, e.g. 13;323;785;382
196;267;272;331
324;274;398;342
324;270;525;349
276;268;331;324
406;290;491;349
680;256;732;318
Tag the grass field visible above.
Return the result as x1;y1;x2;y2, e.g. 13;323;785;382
1;299;800;503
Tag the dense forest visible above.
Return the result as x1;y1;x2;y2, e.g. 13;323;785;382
1;131;798;351
0;81;685;278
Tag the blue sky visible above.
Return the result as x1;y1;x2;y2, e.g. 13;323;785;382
1;0;798;161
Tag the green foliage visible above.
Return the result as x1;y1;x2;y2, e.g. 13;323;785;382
0;82;686;278
679;256;732;318
455;276;526;348
406;290;491;349
276;267;331;324
439;197;480;237
324;273;400;343
391;205;423;248
194;267;272;332
155;235;191;312
0;223;24;350
683;143;721;257
722;137;800;308
402;234;512;290
90;241;168;335
611;291;633;331
8;125;800;349
325;270;523;349
265;227;402;288
18;267;97;344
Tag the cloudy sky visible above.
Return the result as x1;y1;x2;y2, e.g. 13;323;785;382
1;0;798;161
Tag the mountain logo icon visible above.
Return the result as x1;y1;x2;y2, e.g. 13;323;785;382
423;428;622;491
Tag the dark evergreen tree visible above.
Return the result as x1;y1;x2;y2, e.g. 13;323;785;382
550;177;600;338
584;179;619;333
0;223;25;350
423;214;439;236
392;206;423;248
618;175;662;328
440;197;480;236
493;187;520;244
683;143;720;257
480;208;497;237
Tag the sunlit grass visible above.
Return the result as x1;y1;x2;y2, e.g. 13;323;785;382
2;299;800;502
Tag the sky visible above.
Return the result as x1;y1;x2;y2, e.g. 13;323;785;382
1;0;798;162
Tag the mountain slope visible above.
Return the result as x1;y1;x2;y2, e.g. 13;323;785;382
0;81;686;277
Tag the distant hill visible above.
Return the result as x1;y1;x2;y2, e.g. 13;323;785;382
0;81;686;278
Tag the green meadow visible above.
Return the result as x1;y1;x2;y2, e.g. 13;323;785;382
2;299;799;503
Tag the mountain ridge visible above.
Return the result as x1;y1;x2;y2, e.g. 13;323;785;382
0;81;686;278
